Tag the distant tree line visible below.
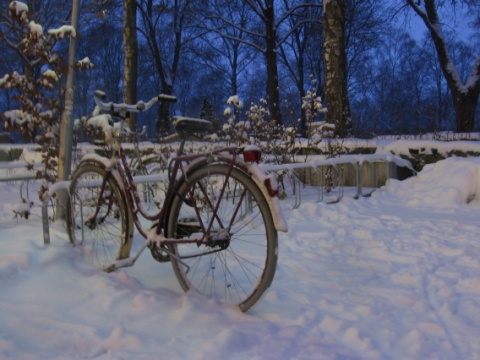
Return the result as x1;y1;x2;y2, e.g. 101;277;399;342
0;0;479;143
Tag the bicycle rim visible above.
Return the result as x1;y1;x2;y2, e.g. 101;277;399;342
166;164;278;312
66;164;133;269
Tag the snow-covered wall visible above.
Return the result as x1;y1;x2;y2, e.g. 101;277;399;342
1;137;480;170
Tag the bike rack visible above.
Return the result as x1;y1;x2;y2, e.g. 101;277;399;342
260;154;413;208
41;180;71;245
288;168;303;209
359;159;377;197
323;162;345;204
0;153;411;245
0;161;43;205
41;173;170;245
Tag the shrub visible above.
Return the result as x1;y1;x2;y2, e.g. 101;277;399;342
0;1;92;199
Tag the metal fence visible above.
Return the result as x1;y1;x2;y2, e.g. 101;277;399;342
260;154;413;208
0;153;413;245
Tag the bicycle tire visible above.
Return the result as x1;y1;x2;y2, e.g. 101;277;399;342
66;163;133;269
165;163;278;312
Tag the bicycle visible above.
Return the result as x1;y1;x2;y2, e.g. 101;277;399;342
120;125;170;207
66;90;287;312
82;112;169;207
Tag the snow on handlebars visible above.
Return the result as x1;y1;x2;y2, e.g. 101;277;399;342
93;90;177;114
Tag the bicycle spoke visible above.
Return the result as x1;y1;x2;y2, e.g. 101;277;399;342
167;164;278;312
67;164;132;269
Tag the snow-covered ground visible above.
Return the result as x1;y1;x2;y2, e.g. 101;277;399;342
1;156;480;359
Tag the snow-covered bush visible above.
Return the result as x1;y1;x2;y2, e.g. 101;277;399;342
301;78;328;148
0;2;93;200
300;82;345;193
222;95;249;145
246;98;299;165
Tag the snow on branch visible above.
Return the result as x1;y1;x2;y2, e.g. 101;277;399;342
465;55;480;91
28;21;43;36
47;25;76;39
0;71;26;88
8;1;28;22
0;4;92;200
76;57;95;70
3;109;29;128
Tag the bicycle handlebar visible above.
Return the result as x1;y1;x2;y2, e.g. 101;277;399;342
93;90;177;115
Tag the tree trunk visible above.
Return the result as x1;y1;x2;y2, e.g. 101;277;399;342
123;0;138;131
157;84;173;137
455;90;479;133
139;0;183;136
264;2;282;124
323;0;351;138
405;0;480;132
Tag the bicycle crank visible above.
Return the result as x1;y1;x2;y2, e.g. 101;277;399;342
149;244;171;263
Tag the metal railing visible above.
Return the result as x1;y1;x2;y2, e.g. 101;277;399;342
41;173;170;245
1;154;413;245
260;154;413;208
0;161;42;202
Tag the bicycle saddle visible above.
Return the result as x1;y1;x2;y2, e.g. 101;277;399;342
173;116;212;137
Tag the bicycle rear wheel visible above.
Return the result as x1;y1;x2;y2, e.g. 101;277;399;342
66;164;133;270
165;164;278;312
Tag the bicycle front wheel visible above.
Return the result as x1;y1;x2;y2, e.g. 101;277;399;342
134;156;168;208
166;164;278;312
66;164;133;270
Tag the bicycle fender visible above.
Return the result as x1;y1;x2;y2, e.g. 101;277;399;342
77;154;125;191
80;153;115;170
243;162;288;233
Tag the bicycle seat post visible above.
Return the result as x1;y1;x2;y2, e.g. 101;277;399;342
178;137;187;156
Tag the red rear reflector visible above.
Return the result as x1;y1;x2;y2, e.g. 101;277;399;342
243;146;261;163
